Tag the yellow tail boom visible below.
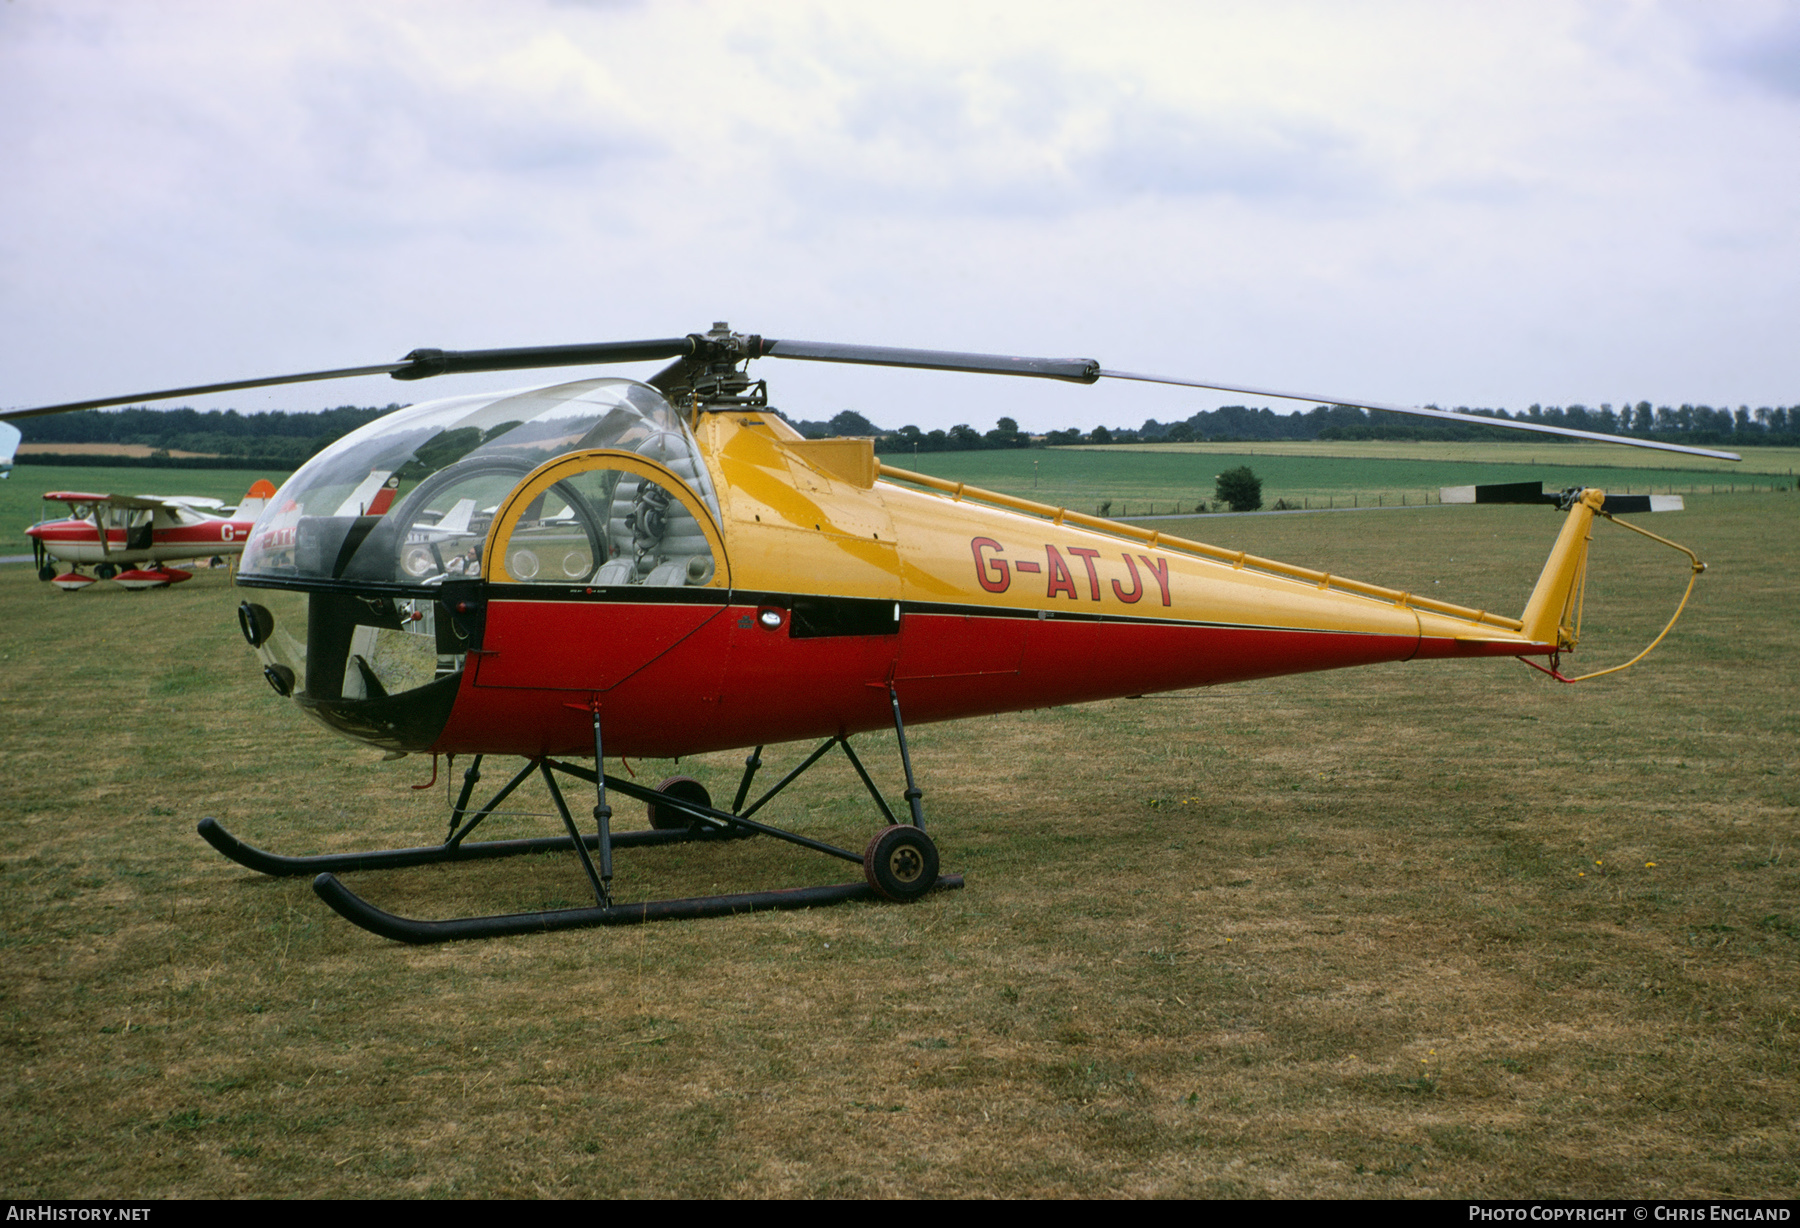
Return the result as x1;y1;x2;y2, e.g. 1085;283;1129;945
1519;488;1605;649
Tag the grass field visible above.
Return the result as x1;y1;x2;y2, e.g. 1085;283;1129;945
1;479;1796;1196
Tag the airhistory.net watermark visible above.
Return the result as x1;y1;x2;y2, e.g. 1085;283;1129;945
6;1209;151;1222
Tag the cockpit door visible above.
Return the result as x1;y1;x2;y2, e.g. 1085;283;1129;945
471;450;733;693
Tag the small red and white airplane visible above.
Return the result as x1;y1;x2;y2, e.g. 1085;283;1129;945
27;479;278;591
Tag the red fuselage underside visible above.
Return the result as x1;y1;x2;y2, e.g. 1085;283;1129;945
431;598;1533;759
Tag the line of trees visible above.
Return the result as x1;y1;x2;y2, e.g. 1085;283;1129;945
15;405;400;467
18;398;1800;468
853;401;1800;452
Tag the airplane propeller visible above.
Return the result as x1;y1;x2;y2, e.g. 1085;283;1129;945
1;325;1740;461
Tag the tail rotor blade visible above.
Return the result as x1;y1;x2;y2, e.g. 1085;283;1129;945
1441;482;1686;513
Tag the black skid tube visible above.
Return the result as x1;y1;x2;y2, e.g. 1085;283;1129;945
313;871;965;944
196;816;726;878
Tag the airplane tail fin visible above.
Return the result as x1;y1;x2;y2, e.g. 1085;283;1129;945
234;478;278;520
0;421;19;478
436;497;477;536
1518;489;1605;649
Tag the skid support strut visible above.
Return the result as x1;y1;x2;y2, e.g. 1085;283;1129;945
199;700;958;943
196;751;704;878
889;685;926;828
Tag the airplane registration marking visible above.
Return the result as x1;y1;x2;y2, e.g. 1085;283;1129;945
969;537;1172;607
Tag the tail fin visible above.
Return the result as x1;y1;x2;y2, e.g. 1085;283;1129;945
332;470;393;518
436;497;477;536
234;478;278;521
1519;489;1604;648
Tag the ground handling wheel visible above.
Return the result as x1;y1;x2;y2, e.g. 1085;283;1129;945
646;776;712;831
863;825;940;902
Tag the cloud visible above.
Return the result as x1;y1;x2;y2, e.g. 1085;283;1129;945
1708;10;1800;99
4;0;1799;420
746;54;1379;226
1075;103;1362;203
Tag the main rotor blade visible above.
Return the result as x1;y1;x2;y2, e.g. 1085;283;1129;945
1098;368;1743;462
1;337;702;422
1;363;409;421
389;338;699;381
761;339;1100;383
2;325;1748;467
761;339;1739;462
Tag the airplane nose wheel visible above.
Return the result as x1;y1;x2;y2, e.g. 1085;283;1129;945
864;825;940;902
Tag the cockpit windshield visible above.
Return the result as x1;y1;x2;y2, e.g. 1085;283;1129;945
238;378;720;587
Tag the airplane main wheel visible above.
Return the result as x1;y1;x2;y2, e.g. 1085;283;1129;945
863;825;940;902
647;776;712;830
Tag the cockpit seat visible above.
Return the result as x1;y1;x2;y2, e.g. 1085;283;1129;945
597;431;717;588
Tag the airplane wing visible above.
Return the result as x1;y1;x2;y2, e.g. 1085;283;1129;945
42;491;181;511
154;496;229;513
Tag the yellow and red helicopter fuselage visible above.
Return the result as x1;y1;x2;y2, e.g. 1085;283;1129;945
235;381;1587;764
437;438;1563;760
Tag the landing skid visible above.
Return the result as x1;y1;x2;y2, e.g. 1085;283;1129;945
196;814;735;877
311;874;962;944
198;690;960;943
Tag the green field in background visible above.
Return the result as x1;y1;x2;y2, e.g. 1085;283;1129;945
6;441;1794;558
886;442;1799;517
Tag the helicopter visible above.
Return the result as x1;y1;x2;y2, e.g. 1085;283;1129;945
2;323;1727;943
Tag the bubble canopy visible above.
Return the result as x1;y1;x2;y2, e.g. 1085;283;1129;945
238;377;722;589
232;378;730;752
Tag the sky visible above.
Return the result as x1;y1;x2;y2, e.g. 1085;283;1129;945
3;0;1798;434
